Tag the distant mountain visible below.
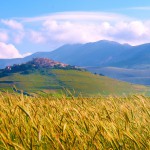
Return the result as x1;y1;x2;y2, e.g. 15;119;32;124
112;43;150;68
0;40;132;69
47;40;132;67
0;58;149;96
1;40;150;69
48;41;150;69
33;42;150;69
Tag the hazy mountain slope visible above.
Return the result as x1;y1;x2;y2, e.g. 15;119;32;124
0;40;131;69
1;40;150;70
112;43;150;68
29;42;150;68
47;40;131;67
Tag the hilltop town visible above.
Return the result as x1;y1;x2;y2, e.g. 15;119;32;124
3;58;82;74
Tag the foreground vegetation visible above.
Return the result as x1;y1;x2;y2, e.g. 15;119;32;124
0;93;150;149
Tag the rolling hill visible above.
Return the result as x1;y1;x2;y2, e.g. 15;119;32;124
0;58;149;96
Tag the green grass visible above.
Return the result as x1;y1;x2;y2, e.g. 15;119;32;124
53;69;150;96
0;93;150;149
0;69;149;96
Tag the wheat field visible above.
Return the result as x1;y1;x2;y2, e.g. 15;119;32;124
0;93;150;150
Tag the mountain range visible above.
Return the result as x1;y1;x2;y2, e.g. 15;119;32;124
1;40;150;69
1;40;150;85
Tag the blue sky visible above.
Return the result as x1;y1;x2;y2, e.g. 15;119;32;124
1;0;150;18
0;0;150;58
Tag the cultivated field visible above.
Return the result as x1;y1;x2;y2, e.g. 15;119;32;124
0;93;150;149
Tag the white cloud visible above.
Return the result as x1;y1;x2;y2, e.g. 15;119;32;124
1;19;24;30
19;12;150;46
108;21;150;45
42;20;110;43
0;31;8;42
13;31;25;44
41;18;150;45
1;19;25;44
128;21;147;36
127;7;150;10
29;30;46;43
22;52;32;57
0;42;22;58
21;12;131;23
0;42;31;59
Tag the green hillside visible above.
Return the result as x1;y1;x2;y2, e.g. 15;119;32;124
0;68;149;96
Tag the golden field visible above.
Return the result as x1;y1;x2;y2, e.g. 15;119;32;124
0;93;150;150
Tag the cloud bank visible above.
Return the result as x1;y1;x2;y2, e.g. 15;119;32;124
1;11;150;58
18;12;150;45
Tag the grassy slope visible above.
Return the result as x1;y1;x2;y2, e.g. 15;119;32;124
0;69;149;96
53;70;150;96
